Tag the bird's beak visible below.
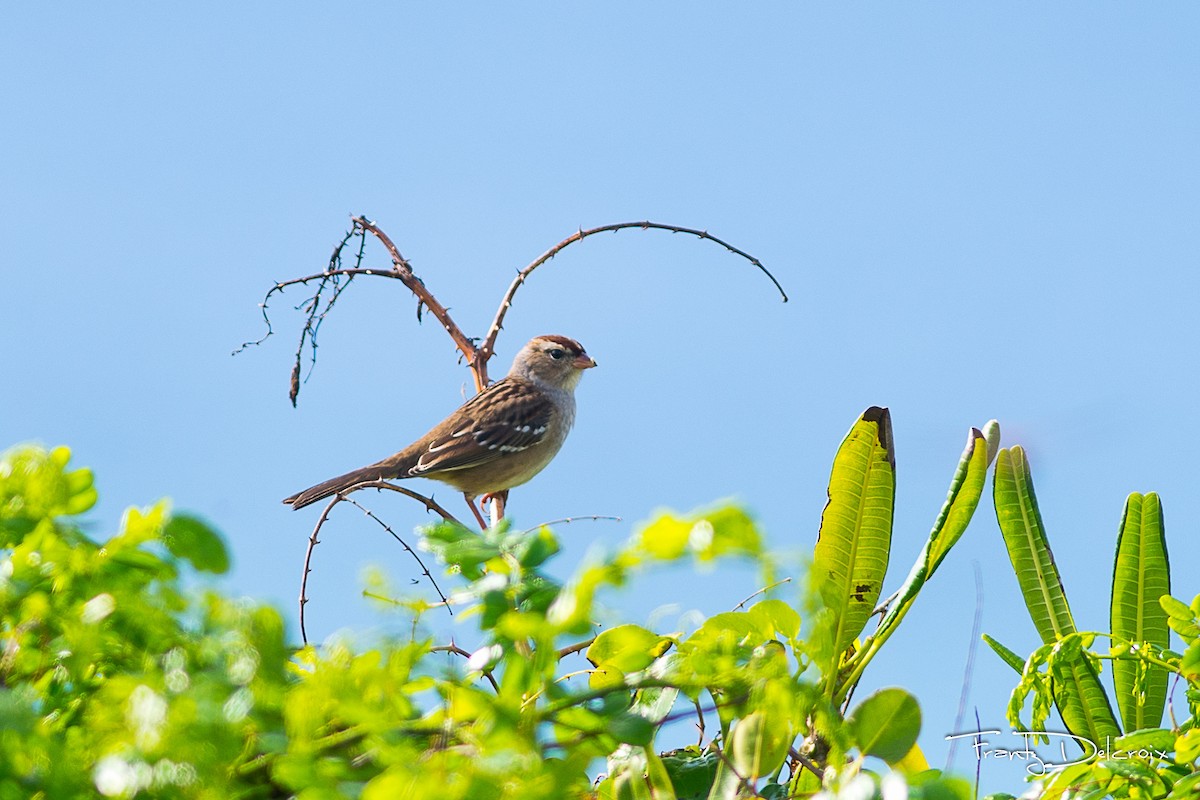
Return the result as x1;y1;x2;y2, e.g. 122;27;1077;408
573;354;598;369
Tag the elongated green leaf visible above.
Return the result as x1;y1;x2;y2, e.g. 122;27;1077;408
993;446;1075;642
982;634;1026;674
813;406;895;659
1110;492;1170;732
877;422;999;638
993;447;1120;742
835;421;998;702
1053;654;1122;745
927;421;1000;575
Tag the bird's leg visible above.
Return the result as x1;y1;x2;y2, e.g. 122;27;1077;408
464;494;489;530
480;490;509;528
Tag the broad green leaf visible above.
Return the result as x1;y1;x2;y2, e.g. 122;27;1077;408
1161;594;1199;643
1171;772;1200;796
847;687;921;764
601;744;677;799
163;513;231;574
813;406;896;659
728;710;792;780
634;506;762;563
629;652;682;731
610;713;655;746
745;599;801;641
660;749;719;800
1115;728;1175;753
1181;641;1200;681
1176;729;1200;763
1110;492;1170;731
0;445;97;525
993;446;1075;641
895;743;930;774
587;624;673;689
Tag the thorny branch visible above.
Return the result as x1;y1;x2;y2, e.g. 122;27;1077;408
430;643;500;691
298;486;460;644
252;214;785;632
239;215;784;402
476;220;788;383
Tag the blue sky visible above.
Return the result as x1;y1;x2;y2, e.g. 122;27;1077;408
4;4;1199;792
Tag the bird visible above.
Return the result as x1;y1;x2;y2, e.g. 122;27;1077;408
282;335;596;528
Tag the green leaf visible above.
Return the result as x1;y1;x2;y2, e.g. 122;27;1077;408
1181;641;1200;681
993;446;1076;642
728;711;792;780
1171;772;1200;796
1114;728;1175;753
873;422;998;664
1161;594;1199;643
660;749;719;800
0;445;97;526
1050;651;1121;745
982;634;1026;674
813;406;896;659
925;423;999;577
1110;492;1170;731
848;687;921;764
163;513;230;573
634;505;762;564
990;449;1122;743
1176;729;1200;763
610;712;656;746
745;599;800;641
587;624;672;689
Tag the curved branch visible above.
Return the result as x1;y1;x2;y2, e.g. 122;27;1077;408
339;495;451;617
354;216;484;392
431;644;500;691
297;482;462;645
478;221;788;368
350;480;466;528
299;495;342;645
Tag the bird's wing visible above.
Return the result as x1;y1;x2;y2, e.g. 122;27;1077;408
408;379;554;476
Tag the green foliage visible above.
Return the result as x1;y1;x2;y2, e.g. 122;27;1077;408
988;450;1200;797
0;413;990;798
812;407;896;664
0;445;284;799
1110;492;1170;732
847;688;921;765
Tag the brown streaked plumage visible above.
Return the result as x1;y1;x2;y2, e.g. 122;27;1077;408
283;335;596;527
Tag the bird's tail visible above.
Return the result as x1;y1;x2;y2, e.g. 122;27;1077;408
282;464;398;509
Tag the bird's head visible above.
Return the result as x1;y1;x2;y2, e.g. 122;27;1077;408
510;335;597;389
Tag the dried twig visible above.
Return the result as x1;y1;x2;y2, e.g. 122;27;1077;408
340;495;451;615
349;480;465;528
557;637;595;660
354;217;485;391
731;577;793;612
297;486;459;645
431;643;500;691
258;216;786;629
788;746;825;780
299;496;342;644
520;515;622;535
477;221;788;381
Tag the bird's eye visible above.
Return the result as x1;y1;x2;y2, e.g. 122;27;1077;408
548;348;565;360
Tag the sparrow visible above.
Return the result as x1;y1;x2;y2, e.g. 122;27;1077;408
283;335;596;528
